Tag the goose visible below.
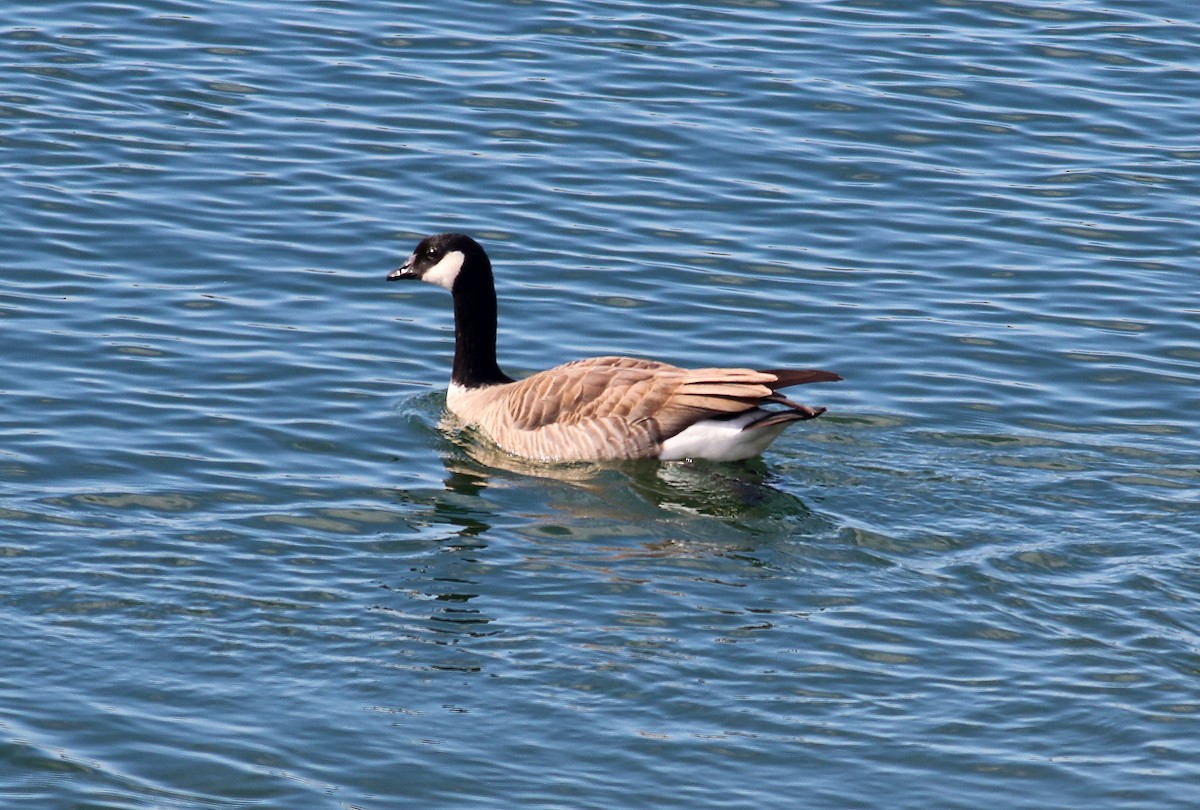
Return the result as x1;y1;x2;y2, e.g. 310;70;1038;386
388;233;841;463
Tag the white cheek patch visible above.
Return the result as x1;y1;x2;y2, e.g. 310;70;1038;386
422;250;465;290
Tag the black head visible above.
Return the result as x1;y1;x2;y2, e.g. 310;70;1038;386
387;233;489;291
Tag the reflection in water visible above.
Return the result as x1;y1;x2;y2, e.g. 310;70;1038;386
387;406;822;528
378;421;499;668
634;458;811;523
377;409;838;675
439;415;823;532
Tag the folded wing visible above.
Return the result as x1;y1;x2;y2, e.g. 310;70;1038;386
478;356;839;460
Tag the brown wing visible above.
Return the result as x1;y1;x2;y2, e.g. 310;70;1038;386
497;357;672;430
498;357;784;428
466;357;840;461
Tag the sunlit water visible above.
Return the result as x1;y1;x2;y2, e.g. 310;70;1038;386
3;1;1199;807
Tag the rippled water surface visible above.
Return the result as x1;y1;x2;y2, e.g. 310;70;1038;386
4;1;1200;807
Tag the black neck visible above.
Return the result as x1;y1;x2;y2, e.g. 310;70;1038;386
450;258;513;388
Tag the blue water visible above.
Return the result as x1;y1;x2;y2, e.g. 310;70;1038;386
3;1;1199;807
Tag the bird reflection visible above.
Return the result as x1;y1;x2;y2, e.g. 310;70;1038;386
438;413;816;526
377;413;829;679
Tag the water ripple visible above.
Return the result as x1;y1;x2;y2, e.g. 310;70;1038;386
4;0;1200;807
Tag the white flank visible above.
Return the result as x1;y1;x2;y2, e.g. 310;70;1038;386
658;411;791;462
422;250;466;290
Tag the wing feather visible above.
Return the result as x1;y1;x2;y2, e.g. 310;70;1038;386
457;356;840;461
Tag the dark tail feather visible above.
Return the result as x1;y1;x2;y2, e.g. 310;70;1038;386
750;368;839;428
748;406;827;430
759;369;842;389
